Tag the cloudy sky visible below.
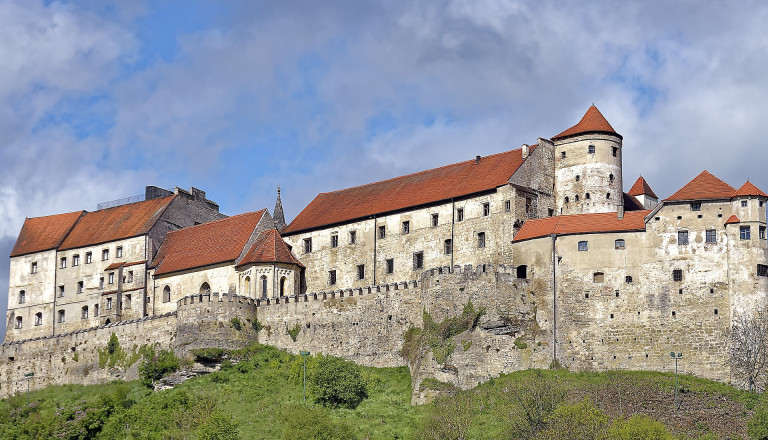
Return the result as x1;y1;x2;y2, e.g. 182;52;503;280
1;0;767;338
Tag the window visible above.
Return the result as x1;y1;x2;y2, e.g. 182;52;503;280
585;193;590;200
593;272;604;283
477;232;486;248
402;221;410;234
565;197;570;203
163;286;171;303
672;269;683;282
60;257;67;269
578;241;588;251
691;202;701;211
81;306;88;319
742;200;748;207
108;272;115;284
85;252;92;264
31;262;37;274
444;239;452;255
357;264;365;280
124;294;131;309
456;208;464;222
609;174;614;182
575;175;580;182
525;198;532;214
330;234;338;248
99;277;104;289
200;283;211;294
606;193;611;200
303;238;312;254
280;277;286;296
328;270;337;285
758;264;768;277
431;214;439;227
625;276;633;283
516;265;527;279
349;230;357;244
106;298;112;310
505;200;511;212
706;230;716;243
615;239;625;250
102;249;109;260
741;226;751;240
58;285;65;297
15;316;22;329
561;151;566;159
678;230;689;245
761;226;766;240
588;145;595;154
94;304;99;317
116;246;123;258
35;313;42;326
77;281;83;294
482;203;490;216
612;146;618;157
127;271;133;283
413;252;424;270
378;225;386;239
575;195;580;202
261;276;268;298
18;291;25;304
58;310;65;323
386;259;394;274
72;254;80;266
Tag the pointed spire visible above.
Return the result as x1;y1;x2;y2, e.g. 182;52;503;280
273;186;287;232
628;176;658;199
552;105;621;140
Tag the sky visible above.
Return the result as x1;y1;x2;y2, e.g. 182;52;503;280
2;0;768;339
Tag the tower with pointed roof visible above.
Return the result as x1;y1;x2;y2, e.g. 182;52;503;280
628;176;659;209
552;105;623;216
273;186;287;232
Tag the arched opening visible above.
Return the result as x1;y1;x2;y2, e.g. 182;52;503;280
163;286;171;303
280;277;287;296
516;265;528;279
15;316;22;329
105;318;111;325
244;277;251;296
261;275;268;298
199;283;211;295
35;312;43;326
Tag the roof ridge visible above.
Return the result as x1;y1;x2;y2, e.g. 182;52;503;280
169;209;264;233
93;194;175;213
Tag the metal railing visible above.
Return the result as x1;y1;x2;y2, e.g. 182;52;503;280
97;194;145;210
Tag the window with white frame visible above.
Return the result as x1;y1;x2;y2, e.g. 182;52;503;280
72;254;80;266
116;246;123;258
85;252;92;264
102;249;109;260
18;290;25;304
741;226;751;240
60;257;67;269
35;313;42;326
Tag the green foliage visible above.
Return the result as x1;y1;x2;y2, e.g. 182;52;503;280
280;404;357;440
417;391;477;440
461;340;472;351
749;401;768;439
191;348;226;362
607;414;675;440
536;398;609;440
419;378;456;392
400;326;423;364
504;370;568;439
309;355;368;409
196;411;240;440
251;318;263;333
230;317;242;331
403;303;486;367
138;348;180;387
287;323;301;342
514;337;528;350
107;333;119;355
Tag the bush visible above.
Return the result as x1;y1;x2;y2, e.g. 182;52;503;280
287;323;301;342
536;398;608;440
191;348;226;362
280;405;356;440
607;414;674;440
107;333;119;354
749;401;768;440
417;391;476;440
505;371;567;438
230;317;242;331
196;411;240;440
139;349;181;387
309;355;368;409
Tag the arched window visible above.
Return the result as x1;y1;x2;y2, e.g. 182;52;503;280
564;196;570;203
516;265;528;279
200;283;211;295
261;276;268;298
575;195;580;202
35;312;43;326
81;306;89;319
244;277;251;296
15;316;22;329
163;286;171;303
280;277;287;296
585;193;590;200
93;305;99;317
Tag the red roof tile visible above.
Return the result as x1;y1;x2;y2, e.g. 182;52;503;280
513;210;650;242
665;171;735;201
552;105;621;140
628;176;658;199
10;211;84;257
725;215;740;225
237;229;304;268
283;147;533;234
59;196;176;250
151;211;265;276
732;181;768;198
104;262;125;270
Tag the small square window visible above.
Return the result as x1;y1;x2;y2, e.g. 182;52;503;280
330;234;338;248
625;276;633;283
85;252;92;264
60;257;67;269
402;221;410;234
72;254;80;266
588;145;595;154
758;264;768;277
477;232;486;248
102;249;110;261
444;239;452;255
706;229;716;243
303;238;312;253
593;272;604;283
328;270;337;285
742;200;748;207
386;258;394;274
116;246;123;258
413;252;424;270
615;239;625;250
31;262;38;274
578;241;588;251
378;225;386;239
349;230;357;244
691;202;701;211
673;269;683;282
678;230;689;245
741;226;751;240
456;208;464;222
357;264;365;280
482;203;490;216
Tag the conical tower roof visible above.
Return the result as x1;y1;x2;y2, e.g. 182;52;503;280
552;105;621;140
628;176;658;199
732;181;768;198
273;187;287;232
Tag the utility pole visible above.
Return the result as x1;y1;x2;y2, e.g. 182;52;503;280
670;352;683;410
300;351;310;402
23;372;34;405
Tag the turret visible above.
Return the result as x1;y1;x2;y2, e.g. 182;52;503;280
273;187;287;232
552;105;623;215
628;176;659;209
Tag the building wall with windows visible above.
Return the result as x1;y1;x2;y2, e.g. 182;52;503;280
5;250;58;342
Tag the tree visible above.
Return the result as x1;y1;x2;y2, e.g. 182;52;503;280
505;371;568;438
729;309;768;392
418;391;477;440
309;355;368;409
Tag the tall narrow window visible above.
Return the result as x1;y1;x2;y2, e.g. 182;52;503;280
18;291;25;304
85;252;92;264
402;221;410;234
706;230;716;243
60;257;67;269
77;281;83;294
108;272;115;284
99;277;104;289
482;203;490;216
413;252;424;270
612;146;618;157
244;277;251;296
349;230;357;244
525;198;532;214
261;276;268;298
386;258;394;274
15;316;22;329
741;226;751;240
575;175;581;182
328;270;337;285
303;238;312;253
565;197;570;203
431;214;439;227
116;246;123;258
761;226;766;240
456;208;464;222
615;239;625;250
58;285;65;297
31;262;38;274
280;277;287;296
81;306;88;319
505;200;511;212
330;234;338;248
477;232;486;248
73;254;80;266
163;286;171;302
561;151;566;159
35;312;43;326
124;294;131;309
585;193;591;200
127;271;133;283
58;310;65;323
672;269;683;282
378;225;386;239
578;241;588;251
107;298;113;310
102;249;109;260
678;230;689;245
444;239;452;255
357;264;365;280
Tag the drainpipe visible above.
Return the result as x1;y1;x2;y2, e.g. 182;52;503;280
373;215;377;285
551;233;558;364
451;199;455;272
52;256;57;336
273;262;277;298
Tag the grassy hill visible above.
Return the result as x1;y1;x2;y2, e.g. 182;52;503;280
0;344;763;439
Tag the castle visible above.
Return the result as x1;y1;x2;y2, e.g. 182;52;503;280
2;106;766;399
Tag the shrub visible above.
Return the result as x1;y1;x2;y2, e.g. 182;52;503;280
196;411;240;440
287;323;301;342
536;398;608;440
417;391;476;440
139;349;181;387
230;317;242;331
107;332;119;354
749;401;768;440
191;348;226;362
251;318;263;333
514;337;528;350
607;414;674;440
280;404;356;440
309;355;368;409
505;371;567;438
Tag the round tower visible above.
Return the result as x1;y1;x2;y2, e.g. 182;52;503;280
552;105;623;215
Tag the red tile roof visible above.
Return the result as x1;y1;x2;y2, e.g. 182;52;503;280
725;215;740;225
513;210;650;242
59;196;176;250
552;105;621;140
10;211;84;257
105;262;125;270
283;147;533;234
732;181;768;198
237;229;304;268
151;210;265;276
665;171;735;201
628;176;658;199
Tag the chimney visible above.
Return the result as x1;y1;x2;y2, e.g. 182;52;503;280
476;155;481;164
521;144;529;159
617;200;625;219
